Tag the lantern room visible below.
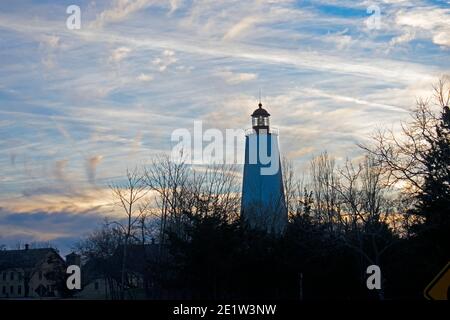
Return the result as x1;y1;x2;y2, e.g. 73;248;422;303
251;102;270;132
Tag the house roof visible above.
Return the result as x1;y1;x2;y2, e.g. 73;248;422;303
0;248;60;271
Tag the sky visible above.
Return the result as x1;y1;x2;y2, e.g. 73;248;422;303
0;0;449;254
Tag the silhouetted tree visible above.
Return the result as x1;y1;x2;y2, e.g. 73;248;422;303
75;221;126;299
362;77;450;237
109;167;149;299
415;104;450;231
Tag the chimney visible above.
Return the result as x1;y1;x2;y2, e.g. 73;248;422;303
25;244;29;250
66;252;81;266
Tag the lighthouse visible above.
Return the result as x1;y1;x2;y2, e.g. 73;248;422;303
241;102;287;235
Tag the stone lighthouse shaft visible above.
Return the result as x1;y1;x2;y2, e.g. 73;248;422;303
241;102;288;235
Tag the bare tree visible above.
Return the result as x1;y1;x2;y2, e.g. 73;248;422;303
282;157;296;217
333;155;403;299
282;157;311;219
144;154;241;243
109;167;149;299
189;164;240;221
309;152;341;233
361;76;450;198
144;154;191;247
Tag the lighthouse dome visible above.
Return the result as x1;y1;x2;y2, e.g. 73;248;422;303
251;103;270;117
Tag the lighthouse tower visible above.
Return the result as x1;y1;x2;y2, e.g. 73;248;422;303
241;102;287;235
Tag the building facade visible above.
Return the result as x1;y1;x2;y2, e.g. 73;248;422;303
0;245;66;299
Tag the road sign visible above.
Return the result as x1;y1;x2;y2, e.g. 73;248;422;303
424;262;450;300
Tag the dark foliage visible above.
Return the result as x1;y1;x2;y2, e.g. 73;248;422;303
163;212;402;300
413;106;450;252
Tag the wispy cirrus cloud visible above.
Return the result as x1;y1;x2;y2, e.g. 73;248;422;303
92;0;157;27
223;16;260;41
216;68;258;85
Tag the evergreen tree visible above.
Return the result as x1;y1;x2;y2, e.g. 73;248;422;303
416;105;450;230
412;105;450;268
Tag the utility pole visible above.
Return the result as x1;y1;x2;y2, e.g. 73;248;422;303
299;272;304;301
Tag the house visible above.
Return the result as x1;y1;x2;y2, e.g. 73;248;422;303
74;243;160;300
72;255;120;300
0;245;66;299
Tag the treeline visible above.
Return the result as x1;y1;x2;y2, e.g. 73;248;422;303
76;77;450;300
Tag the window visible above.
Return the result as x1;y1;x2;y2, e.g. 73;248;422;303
18;272;23;281
2;286;5;294
10;272;14;281
18;285;21;295
94;282;99;290
10;286;13;294
2;272;5;281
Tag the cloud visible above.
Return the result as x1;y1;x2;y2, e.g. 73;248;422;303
0;209;108;253
152;49;177;72
169;0;183;14
93;0;156;27
395;7;450;47
3;187;114;216
433;31;450;48
73;26;439;84
389;30;416;46
39;34;60;49
110;46;132;63
216;68;258;85
322;29;353;50
54;159;69;182
137;73;154;81
301;88;408;113
0;224;69;243
131;131;143;155
85;155;103;184
38;34;61;70
287;146;316;159
0;8;440;85
223;16;260;40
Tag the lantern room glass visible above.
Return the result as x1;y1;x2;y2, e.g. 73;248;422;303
252;116;269;127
